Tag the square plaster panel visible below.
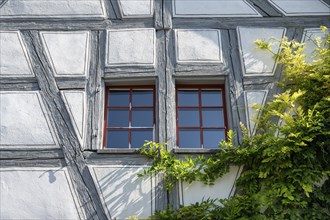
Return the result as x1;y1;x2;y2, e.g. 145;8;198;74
268;0;330;16
0;0;106;19
179;166;241;206
173;0;261;17
89;165;155;219
40;31;90;77
175;29;223;64
237;27;286;76
302;28;329;62
0;31;34;77
106;29;156;66
118;0;154;18
244;90;268;136
0;91;58;148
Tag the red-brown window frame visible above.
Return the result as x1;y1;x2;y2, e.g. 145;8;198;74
103;85;156;148
176;84;228;148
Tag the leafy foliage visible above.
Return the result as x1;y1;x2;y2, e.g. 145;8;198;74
139;28;330;219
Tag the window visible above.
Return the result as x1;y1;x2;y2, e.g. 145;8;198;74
103;86;155;148
176;85;227;148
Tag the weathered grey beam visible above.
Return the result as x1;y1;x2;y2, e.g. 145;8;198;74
104;72;157;79
247;0;283;17
156;29;167;144
85;31;104;151
165;30;176;150
1;16;329;31
104;66;155;74
155;29;168;212
109;0;122;19
0;148;63;160
0;19;153;30
154;0;163;29
21;30;108;220
0;159;66;167
174;64;230;74
56;78;86;90
0;78;39;91
226;29;247;143
163;0;172;29
172;16;330;29
84;151;151;165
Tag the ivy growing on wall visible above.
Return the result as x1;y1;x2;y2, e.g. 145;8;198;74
138;27;330;219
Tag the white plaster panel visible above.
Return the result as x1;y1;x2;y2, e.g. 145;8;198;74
237;27;286;76
0;31;33;77
244;90;268;136
173;0;261;17
175;29;223;63
302;28;329;62
269;0;330;16
0;91;57;148
106;29;155;66
61;91;86;145
0;0;106;18
0;167;81;220
40;31;90;76
119;0;154;17
90;165;155;219
180;166;240;206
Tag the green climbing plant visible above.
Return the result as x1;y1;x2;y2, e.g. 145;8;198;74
138;27;330;219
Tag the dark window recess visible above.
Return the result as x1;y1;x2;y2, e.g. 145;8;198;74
176;85;227;149
103;86;155;148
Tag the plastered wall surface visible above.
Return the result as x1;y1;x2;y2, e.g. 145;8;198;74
0;0;329;219
0;167;81;220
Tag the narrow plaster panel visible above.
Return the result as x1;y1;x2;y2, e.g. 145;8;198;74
106;29;156;66
0;167;81;220
0;0;106;19
119;0;154;17
244;90;268;136
179;166;240;206
40;31;90;77
302;28;329;62
0;31;33;77
237;27;286;76
173;0;261;17
0;91;57;148
61;91;86;146
268;0;330;16
175;29;223;64
90;165;155;220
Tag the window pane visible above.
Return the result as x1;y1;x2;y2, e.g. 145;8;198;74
108;91;129;106
178;90;198;106
202;109;224;127
131;130;153;148
106;130;128;148
178;109;200;127
203;129;225;148
131;108;153;127
179;129;201;148
201;90;223;106
132;90;153;106
108;109;129;127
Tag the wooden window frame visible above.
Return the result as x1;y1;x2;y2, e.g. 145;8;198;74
176;84;228;148
103;85;155;148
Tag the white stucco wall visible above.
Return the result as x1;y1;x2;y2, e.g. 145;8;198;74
0;167;81;220
0;31;34;77
179;166;241;206
175;29;223;64
89;165;155;220
237;27;286;76
0;91;57;148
